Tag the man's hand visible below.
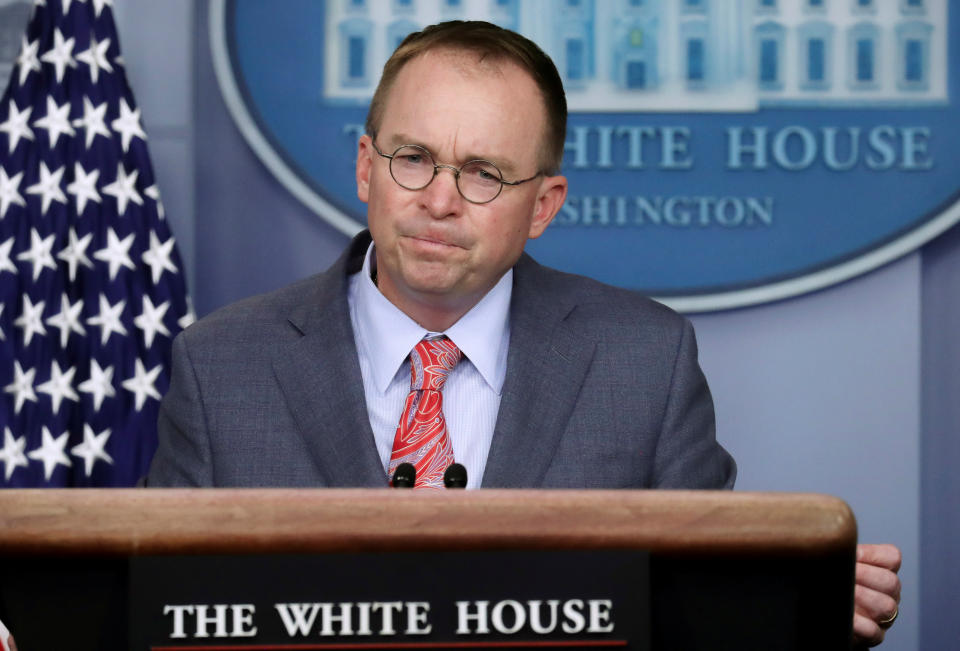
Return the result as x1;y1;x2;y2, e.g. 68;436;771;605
0;617;16;651
853;543;901;647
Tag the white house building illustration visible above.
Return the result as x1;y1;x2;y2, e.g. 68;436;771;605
323;0;947;111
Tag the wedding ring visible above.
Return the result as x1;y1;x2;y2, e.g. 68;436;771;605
878;606;899;629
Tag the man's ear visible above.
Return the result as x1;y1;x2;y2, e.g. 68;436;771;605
356;134;373;204
528;174;568;239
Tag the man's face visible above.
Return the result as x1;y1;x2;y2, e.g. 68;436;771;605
356;49;567;327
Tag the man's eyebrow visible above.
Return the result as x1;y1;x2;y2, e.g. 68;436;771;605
387;133;434;153
387;133;522;174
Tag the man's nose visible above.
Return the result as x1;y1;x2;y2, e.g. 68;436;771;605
420;165;462;217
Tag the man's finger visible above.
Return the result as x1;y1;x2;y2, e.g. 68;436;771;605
853;612;885;648
855;584;899;623
856;561;901;601
856;543;902;572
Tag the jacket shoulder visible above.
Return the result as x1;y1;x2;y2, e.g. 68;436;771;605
180;273;330;348
519;256;688;335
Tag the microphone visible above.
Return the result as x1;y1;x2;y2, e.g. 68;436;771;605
391;463;416;488
443;463;467;489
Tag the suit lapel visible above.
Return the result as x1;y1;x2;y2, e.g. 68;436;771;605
481;255;597;487
272;234;387;487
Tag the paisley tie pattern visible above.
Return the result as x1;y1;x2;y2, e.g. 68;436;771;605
388;336;462;489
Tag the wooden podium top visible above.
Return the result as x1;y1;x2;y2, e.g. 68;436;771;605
0;489;855;556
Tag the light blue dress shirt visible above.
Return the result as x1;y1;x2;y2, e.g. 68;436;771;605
346;244;512;489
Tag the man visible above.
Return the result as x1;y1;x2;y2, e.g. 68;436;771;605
146;21;899;647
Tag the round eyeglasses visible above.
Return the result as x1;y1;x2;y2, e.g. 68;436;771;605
372;141;542;204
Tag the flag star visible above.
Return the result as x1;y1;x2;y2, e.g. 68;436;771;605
15;36;41;86
57;227;94;281
66;162;101;215
144;184;165;219
39;28;77;84
72;97;110;148
111;98;146;153
122;358;162;411
78;359;116;411
33;96;75;148
26;162;67;215
36;360;79;413
0;167;26;219
134;295;170;348
17;228;57;281
0;100;34;154
0;236;15;274
102;164;142;216
0;427;29;481
71;424;113;476
91;0;113;17
3;361;37;414
13;294;46;345
76;34;113;84
46;293;86;348
27;427;72;481
142;231;178;284
0;304;4;340
87;293;127;345
93;228;135;280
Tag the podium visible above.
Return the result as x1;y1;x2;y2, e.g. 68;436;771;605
0;489;856;650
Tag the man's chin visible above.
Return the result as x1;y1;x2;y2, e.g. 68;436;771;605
403;275;464;300
393;256;465;287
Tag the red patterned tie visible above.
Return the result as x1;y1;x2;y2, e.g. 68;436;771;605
388;336;462;489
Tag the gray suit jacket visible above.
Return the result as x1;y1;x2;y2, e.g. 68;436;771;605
147;232;735;488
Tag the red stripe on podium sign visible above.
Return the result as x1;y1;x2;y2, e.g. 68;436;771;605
150;640;629;650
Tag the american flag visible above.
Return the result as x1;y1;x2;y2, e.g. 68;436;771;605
0;0;192;486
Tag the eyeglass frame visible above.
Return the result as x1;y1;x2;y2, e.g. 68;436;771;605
370;139;543;205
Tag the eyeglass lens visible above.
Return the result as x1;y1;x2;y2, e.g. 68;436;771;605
389;145;504;203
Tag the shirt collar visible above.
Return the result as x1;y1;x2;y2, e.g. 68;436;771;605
354;243;512;395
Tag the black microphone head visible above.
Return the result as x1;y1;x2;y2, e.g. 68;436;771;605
391;463;416;488
443;463;468;489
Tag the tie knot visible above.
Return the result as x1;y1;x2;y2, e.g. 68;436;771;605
410;336;461;392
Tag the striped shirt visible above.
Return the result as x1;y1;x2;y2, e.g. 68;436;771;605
346;244;511;488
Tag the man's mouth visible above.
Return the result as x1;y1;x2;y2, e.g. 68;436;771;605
406;234;463;250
